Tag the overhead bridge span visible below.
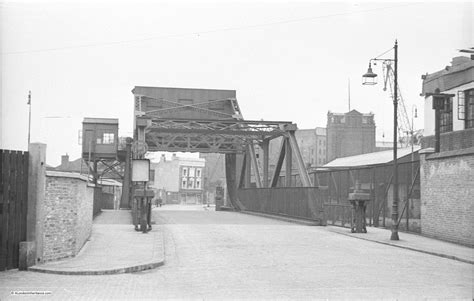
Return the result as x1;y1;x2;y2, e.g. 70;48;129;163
129;86;326;225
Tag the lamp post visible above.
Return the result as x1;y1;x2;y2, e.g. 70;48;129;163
27;91;32;146
362;40;399;240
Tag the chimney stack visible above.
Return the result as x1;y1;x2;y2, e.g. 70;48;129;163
61;154;69;170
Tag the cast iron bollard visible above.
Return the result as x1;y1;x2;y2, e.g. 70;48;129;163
348;181;371;233
134;189;154;233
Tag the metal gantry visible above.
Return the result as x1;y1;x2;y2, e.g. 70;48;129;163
144;117;292;153
130;86;324;223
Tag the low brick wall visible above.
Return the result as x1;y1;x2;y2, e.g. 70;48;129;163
421;128;474;152
420;148;474;246
42;171;94;262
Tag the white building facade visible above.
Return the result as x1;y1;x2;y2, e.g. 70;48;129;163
422;56;474;136
150;154;205;204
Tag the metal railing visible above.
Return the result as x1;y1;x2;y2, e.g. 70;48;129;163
311;160;421;232
237;187;327;224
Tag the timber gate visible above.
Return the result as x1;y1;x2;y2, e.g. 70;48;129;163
0;150;29;271
130;86;325;224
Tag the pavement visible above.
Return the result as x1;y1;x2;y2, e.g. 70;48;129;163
327;224;474;265
240;210;474;265
28;210;164;275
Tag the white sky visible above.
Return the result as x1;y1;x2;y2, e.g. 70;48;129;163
1;0;472;166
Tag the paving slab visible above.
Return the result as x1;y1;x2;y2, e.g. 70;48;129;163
28;210;164;275
240;210;474;265
327;225;474;264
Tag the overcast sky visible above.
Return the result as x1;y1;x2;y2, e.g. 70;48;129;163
1;1;472;165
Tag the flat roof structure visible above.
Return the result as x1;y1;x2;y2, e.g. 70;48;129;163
322;146;420;169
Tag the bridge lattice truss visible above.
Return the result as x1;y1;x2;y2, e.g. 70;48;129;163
145;118;293;153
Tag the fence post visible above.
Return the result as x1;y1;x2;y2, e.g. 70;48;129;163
20;143;46;269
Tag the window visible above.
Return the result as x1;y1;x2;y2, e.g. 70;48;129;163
196;169;201;177
440;97;453;133
465;89;474;129
189;168;195;177
188;179;194;189
182;179;187;188
196;180;201;189
102;133;114;144
182;168;187;176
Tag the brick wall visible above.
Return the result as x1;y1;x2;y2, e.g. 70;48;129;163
420;150;474;246
42;172;93;262
421;128;474;152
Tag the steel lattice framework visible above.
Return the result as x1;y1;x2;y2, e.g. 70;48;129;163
127;87;324;224
144;117;294;153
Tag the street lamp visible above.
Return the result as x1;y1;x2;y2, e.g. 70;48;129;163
362;40;400;241
362;63;378;85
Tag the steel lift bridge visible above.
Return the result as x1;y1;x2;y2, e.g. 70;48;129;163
130;86;325;225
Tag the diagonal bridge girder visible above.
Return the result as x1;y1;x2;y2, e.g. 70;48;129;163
142;117;295;153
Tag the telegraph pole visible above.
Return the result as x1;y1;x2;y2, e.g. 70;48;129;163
28;91;32;146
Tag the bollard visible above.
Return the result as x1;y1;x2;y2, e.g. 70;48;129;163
348;181;371;233
134;189;154;233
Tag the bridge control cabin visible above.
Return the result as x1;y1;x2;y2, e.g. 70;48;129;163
132;86;242;121
82;118;119;161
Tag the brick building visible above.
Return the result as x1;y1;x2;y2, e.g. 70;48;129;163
293;127;327;168
150;154;205;204
419;55;474;246
326;110;376;162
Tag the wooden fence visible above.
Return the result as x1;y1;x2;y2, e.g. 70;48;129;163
0;150;29;271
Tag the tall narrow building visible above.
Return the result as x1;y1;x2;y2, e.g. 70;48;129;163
327;110;376;161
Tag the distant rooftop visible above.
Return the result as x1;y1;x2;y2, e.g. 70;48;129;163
315;127;326;136
328;109;374;117
323;146;420;168
132;86;236;93
83;117;119;124
422;56;474;95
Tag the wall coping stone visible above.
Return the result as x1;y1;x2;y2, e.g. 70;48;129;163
419;148;435;155
425;147;474;161
46;170;97;187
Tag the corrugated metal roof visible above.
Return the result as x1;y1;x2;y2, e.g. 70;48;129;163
323;146;421;168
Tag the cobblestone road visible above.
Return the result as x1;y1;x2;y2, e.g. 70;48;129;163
0;208;472;300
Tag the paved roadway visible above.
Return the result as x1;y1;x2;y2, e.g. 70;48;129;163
0;206;472;299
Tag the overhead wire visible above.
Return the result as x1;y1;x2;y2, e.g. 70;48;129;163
373;47;395;60
2;3;419;56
